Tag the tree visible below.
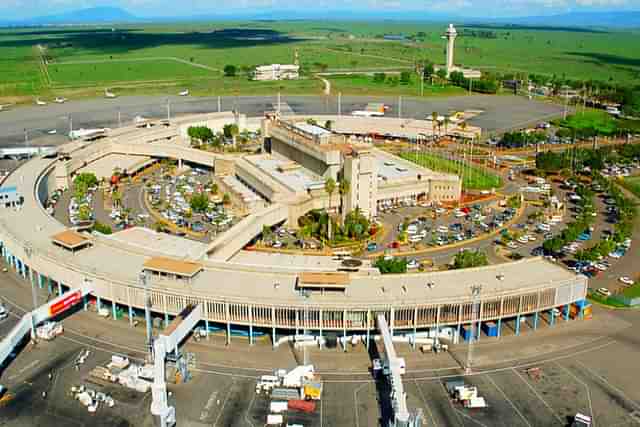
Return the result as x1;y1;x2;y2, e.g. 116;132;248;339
74;172;98;189
190;192;209;213
452;249;489;269
222;193;231;205
423;61;435;80
262;225;273;242
373;72;386;83
324;177;336;211
211;182;219;195
187;126;214;146
223;65;237;77
77;205;92;221
324;120;333;130
400;71;411;85
338;179;350;213
436;68;447;80
93;221;112;235
374;256;408;274
223;123;239;139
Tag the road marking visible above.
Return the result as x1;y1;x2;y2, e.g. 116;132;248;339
7;359;39;381
353;382;367;427
575;359;640;413
413;379;438;427
557;362;596;427
454;408;490;427
485;374;532;427
244;393;256;427
213;378;236;427
511;367;564;424
199;390;218;421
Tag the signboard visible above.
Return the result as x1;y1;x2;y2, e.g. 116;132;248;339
48;290;82;317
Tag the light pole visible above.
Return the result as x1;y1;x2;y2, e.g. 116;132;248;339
140;270;153;355
24;244;37;339
465;285;482;374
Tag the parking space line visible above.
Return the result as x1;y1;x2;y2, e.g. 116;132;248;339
244;393;256;427
485;374;532;427
213;378;236;427
434;377;464;427
454;408;491;427
413;380;438;427
556;362;596;427
511;367;564;424
353;383;367;427
574;359;640;413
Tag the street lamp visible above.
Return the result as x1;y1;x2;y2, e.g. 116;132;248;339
24;243;37;338
140;270;153;355
301;290;311;365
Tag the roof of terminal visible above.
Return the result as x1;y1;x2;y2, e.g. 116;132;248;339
294;122;332;137
51;230;91;250
252;156;323;193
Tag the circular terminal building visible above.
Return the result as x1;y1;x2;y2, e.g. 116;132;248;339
0;112;588;346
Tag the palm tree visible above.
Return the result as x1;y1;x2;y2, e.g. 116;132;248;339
338;179;350;215
324;177;336;240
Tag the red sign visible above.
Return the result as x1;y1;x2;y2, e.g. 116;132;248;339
49;290;82;317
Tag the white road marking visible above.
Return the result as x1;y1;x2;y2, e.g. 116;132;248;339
575;359;640;413
244;393;256;427
353;382;367;427
454;408;490;427
557;362;596;427
485;374;532;427
213;378;236;427
413;379;438;427
512;367;564;424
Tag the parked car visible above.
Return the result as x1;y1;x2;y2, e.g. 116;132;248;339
596;288;611;297
619;276;634;286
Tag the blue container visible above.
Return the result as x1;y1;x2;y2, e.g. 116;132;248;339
482;321;499;337
574;299;588;309
459;325;472;341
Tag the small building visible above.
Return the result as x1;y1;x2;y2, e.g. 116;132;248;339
143;256;203;284
0;186;22;208
297;272;350;294
51;230;92;252
253;64;300;81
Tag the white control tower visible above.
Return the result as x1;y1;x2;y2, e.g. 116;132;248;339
444;24;458;77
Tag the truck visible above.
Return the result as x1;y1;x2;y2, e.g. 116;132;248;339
288;399;316;413
572;413;592;426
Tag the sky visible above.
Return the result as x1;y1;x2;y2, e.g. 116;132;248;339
0;0;638;20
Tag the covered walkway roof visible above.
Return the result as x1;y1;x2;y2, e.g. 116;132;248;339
143;256;203;279
51;230;91;251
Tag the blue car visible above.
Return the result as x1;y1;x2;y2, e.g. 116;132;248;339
367;242;378;252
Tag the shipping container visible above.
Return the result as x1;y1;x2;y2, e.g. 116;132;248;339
270;401;288;413
271;388;302;401
267;414;284;425
481;321;498;337
288;399;316;413
444;379;464;396
459;325;472;341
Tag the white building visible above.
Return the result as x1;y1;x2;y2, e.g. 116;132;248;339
253;64;300;81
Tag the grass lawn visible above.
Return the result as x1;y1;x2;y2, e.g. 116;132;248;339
49;59;216;85
557;110;618;135
622;283;640;299
621;176;640;199
327;74;467;97
399;151;503;190
587;292;629;308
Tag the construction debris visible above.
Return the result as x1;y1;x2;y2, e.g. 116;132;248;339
71;385;115;413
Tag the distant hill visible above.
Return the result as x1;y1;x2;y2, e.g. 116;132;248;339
480;11;640;29
2;7;140;26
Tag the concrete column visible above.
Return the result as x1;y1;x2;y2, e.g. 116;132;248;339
58;281;62;296
343;309;347;353
319;309;323;350
564;304;570;321
97;295;101;311
112;301;117;320
533;312;539;330
365;310;370;350
129;305;134;326
38;272;44;289
413;307;418;350
164;312;169;328
248;304;253;346
204;301;210;340
83;295;88;311
550;309;555;326
47;277;52;294
271;307;276;349
497;318;502;338
225;302;231;346
515;314;521;336
28;266;33;286
295;310;299;337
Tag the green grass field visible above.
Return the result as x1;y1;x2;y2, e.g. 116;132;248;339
622;176;640;199
400;151;503;190
558;110;618;134
1;21;640;100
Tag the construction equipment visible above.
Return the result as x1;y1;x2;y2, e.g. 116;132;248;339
377;314;423;427
150;304;201;427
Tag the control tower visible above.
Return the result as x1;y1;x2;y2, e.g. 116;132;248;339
444;24;458;77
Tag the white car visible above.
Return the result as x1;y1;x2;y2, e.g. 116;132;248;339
527;235;537;242
619;276;634;286
0;304;7;320
272;241;283;249
596;288;611;297
517;236;528;244
507;241;518;249
407;259;420;269
435;207;446;215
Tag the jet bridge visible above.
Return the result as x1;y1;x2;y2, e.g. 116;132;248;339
0;283;93;368
377;314;422;427
151;304;202;427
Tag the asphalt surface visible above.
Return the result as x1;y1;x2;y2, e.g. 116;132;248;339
0;94;565;147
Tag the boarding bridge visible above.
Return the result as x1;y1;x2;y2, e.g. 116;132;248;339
0;283;93;368
151;304;202;427
377;314;423;427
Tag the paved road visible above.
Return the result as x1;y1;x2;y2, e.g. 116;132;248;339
0;94;565;147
